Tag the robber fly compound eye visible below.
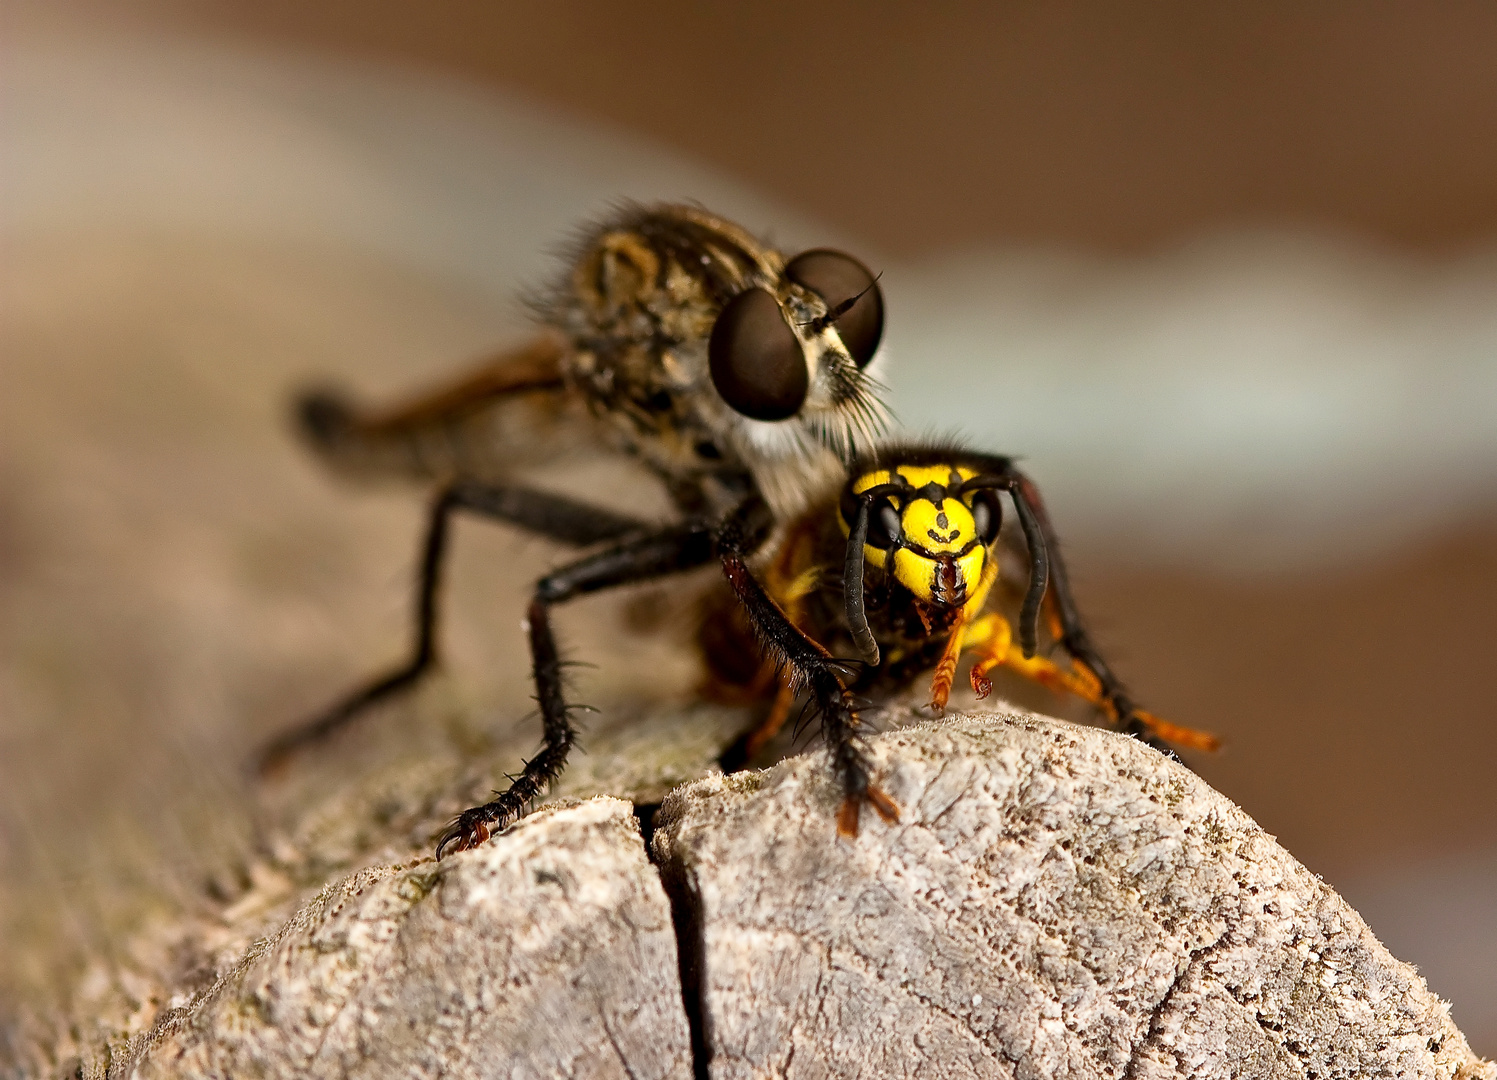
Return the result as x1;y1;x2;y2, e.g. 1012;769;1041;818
708;287;809;421
783;249;885;367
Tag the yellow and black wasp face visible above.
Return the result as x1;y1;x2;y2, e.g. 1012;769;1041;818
839;464;1004;609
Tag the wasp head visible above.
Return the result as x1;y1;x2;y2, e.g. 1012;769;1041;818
840;463;1004;610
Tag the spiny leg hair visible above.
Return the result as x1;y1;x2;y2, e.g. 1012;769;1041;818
716;498;898;836
436;521;716;856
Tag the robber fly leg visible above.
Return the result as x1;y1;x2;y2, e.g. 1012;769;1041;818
436;522;716;857
257;488;456;774
257;482;648;775
716;498;899;838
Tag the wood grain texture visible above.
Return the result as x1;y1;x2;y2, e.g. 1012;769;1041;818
74;712;1494;1080
121;798;692;1080
654;713;1492;1080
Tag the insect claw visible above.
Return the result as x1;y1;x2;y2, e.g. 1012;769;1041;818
867;785;900;824
836;796;862;838
436;810;493;859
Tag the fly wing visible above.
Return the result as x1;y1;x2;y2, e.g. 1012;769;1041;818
296;334;604;485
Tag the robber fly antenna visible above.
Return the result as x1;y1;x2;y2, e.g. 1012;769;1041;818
802;272;883;336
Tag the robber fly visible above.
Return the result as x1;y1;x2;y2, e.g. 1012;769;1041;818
701;444;1219;834
257;204;890;855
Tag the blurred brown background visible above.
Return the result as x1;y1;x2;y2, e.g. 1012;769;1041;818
5;0;1495;1058
40;0;1497;254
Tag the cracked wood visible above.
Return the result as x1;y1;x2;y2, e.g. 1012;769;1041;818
65;712;1497;1080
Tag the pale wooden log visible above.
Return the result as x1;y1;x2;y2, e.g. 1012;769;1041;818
653;712;1495;1080
65;711;1494;1080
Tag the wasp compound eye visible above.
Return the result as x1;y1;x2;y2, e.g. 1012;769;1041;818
709;287;809;421
869;502;902;548
784;249;884;368
970;488;1002;545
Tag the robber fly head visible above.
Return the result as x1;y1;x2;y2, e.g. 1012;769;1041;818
706;243;886;452
551;205;888;511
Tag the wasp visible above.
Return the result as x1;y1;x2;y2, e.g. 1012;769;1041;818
701;444;1220;835
256;204;890;855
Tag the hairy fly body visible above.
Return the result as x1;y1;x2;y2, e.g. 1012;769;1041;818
258;204;890;855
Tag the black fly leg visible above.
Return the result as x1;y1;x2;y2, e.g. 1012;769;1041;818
436;523;716;856
257;481;648;775
716;499;899;837
257;488;455;774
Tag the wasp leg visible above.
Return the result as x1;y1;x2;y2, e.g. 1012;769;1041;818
744;679;800;757
964;454;1215;759
716;499;899;838
967;611;1085;698
436;522;716;857
929;594;989;712
718;672;802;774
256;481;649;775
963;613;1218;751
1012;473;1188;756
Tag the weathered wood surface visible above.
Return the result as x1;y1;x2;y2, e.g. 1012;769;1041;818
120;798;691;1080
103;712;1491;1080
657;714;1493;1079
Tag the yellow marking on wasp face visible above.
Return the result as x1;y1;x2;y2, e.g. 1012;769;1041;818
891;548;932;599
901;498;975;555
850;463;977;496
963;553;999;616
891;525;990;604
955;547;988;607
886;512;994;602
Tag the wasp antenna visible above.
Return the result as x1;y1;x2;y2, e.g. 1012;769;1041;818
1007;482;1050;659
843;499;882;665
